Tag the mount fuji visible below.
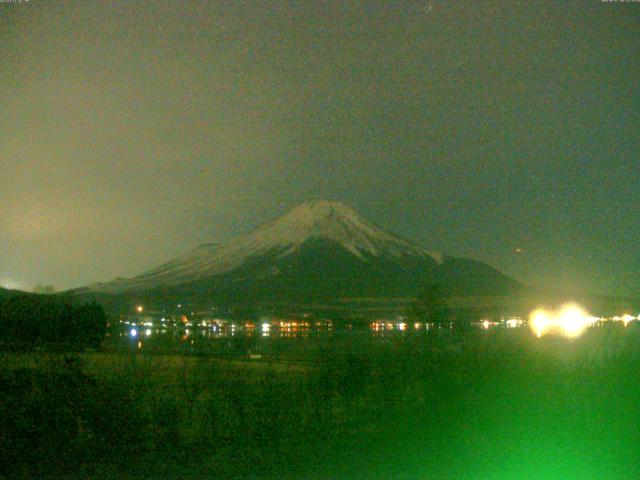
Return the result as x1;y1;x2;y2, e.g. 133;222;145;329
85;200;521;303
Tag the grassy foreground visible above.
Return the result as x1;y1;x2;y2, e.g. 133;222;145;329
2;325;640;479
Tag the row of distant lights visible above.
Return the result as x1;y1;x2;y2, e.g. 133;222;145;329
371;322;439;331
480;318;523;329
132;304;637;340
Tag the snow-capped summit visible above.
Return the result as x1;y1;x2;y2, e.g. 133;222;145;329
240;199;437;260
88;200;441;293
86;200;519;298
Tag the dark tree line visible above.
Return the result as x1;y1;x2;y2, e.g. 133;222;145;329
0;294;106;349
410;283;453;326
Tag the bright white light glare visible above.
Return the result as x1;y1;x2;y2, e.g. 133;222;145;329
130;328;138;337
398;322;406;331
529;303;596;338
261;323;271;332
621;314;635;326
557;303;592;338
145;328;152;336
529;308;552;338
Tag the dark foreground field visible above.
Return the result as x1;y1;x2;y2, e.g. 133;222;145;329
2;325;640;479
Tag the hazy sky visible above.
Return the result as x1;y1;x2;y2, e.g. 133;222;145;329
1;0;638;294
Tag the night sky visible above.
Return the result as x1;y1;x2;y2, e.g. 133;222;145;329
1;1;638;294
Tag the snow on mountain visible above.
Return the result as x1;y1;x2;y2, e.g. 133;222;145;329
233;200;439;260
88;200;443;293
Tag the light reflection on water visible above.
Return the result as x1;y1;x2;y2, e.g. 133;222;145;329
113;320;509;349
111;310;639;351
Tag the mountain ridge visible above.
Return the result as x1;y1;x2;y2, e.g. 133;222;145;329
85;200;521;300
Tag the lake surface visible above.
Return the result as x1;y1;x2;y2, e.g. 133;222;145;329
104;314;638;359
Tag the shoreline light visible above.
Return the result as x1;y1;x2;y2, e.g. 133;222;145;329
530;308;553;338
621;314;635;327
528;303;597;338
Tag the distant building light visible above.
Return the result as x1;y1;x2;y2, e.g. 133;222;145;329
505;318;521;328
136;305;144;313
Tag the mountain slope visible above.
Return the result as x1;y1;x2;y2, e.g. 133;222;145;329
86;200;521;300
158;238;520;304
0;287;27;303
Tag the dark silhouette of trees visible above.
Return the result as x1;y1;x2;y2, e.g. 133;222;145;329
72;303;107;348
33;284;56;294
410;283;452;326
0;295;107;349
